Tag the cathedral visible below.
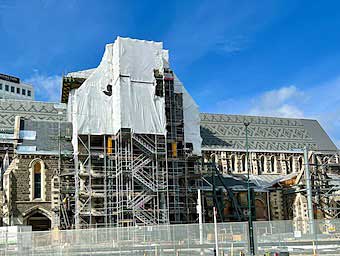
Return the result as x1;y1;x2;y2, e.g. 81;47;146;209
0;37;339;231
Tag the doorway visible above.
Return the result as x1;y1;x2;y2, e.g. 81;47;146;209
26;212;51;231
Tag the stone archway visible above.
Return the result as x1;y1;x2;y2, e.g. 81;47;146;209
23;207;52;231
26;212;51;231
255;199;267;220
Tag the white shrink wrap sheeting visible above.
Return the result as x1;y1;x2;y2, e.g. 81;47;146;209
174;74;202;156
73;42;121;134
71;37;166;135
67;89;74;122
68;36;201;155
66;68;96;79
120;78;166;134
119;38;164;82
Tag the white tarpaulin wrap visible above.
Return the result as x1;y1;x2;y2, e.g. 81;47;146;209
119;39;163;82
68;37;202;155
174;74;202;155
120;78;166;134
69;37;166;135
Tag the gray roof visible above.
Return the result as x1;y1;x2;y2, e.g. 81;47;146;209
200;113;337;151
0;99;67;132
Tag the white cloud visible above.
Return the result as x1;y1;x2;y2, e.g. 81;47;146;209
25;72;61;102
258;85;301;106
250;83;340;148
249;85;305;118
253;104;304;118
211;81;340;148
215;36;249;54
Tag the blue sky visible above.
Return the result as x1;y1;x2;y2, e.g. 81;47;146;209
0;0;339;147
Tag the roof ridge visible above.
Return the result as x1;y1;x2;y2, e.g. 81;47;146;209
200;112;318;122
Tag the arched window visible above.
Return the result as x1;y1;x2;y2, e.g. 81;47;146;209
225;156;230;174
217;158;223;173
298;157;303;171
286;156;294;174
241;155;246;172
29;159;46;201
270;156;276;173
231;155;236;172
34;162;42;199
255;199;267;220
258;156;265;175
323;157;329;164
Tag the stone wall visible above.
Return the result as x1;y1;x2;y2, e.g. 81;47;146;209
202;150;306;221
203;150;305;175
3;154;61;228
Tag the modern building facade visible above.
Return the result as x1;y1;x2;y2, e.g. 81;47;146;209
0;73;34;101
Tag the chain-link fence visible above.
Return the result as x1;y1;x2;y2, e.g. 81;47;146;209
1;219;340;255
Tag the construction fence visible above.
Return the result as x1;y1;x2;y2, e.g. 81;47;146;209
0;219;340;255
254;219;340;255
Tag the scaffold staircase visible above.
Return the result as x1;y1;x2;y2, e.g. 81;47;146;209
61;204;71;228
132;134;156;155
127;191;153;209
130;133;167;225
133;168;159;191
135;206;158;226
131;154;153;172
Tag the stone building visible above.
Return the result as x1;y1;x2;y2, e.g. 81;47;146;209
0;99;70;230
0;101;338;230
0;38;339;231
200;113;339;222
2;118;72;231
0;98;66;166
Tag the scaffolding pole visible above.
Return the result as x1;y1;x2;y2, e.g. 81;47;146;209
304;147;315;234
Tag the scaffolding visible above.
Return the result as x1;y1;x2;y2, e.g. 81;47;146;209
71;131;168;228
61;66;201;229
55;152;75;229
309;150;340;219
162;68;201;224
283;149;340;221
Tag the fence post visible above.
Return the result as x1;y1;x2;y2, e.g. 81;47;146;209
198;189;204;256
5;227;8;256
213;207;219;255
